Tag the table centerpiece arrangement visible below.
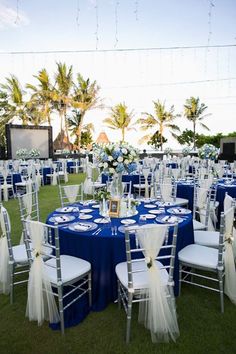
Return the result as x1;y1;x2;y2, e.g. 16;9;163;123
94;143;139;217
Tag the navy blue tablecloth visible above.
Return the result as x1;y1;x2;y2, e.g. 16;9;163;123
177;183;194;210
12;173;22;192
216;181;236;219
47;201;193;329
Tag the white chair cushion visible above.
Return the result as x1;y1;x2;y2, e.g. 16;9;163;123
194;230;219;248
173;198;189;206
0;184;13;189
15;182;27;186
45;255;91;285
193;219;206;230
178;244;219;269
12;244;28;263
115;259;169;290
93;183;106;188
133;184;151;190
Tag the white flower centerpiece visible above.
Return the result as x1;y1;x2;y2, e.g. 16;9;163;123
198;144;219;161
29;148;41;159
16;148;29;160
95;143;139;199
164;147;173;156
182;146;191;157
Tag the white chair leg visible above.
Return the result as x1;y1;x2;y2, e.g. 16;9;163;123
88;273;92;307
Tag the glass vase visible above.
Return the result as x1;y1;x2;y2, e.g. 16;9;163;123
110;173;123;198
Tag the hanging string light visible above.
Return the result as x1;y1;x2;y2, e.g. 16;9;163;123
114;1;119;48
76;0;80;30
207;1;215;47
14;0;20;25
95;0;99;50
204;1;215;76
134;1;139;21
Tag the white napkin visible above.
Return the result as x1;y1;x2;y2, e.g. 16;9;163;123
162;216;178;223
54;216;69;223
74;223;91;231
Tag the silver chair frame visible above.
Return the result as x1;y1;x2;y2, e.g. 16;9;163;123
23;221;92;335
1;204;29;304
58;183;84;207
179;212;226;313
117;224;178;343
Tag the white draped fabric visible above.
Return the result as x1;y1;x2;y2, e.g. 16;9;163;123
19;193;33;244
2;170;9;201
196;188;215;230
142;168;150;199
224;194;236;259
160;184;172;202
26;221;59;325
52;164;58;186
136;225;179;343
224;194;234;212
64;185;80;203
84;165;93;195
0;206;10;294
223;208;236;304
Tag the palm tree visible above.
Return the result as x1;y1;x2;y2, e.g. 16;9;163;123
54;62;73;148
184;97;210;150
26;68;54;126
1;75;30;125
68;109;94;149
103;102;135;143
72;74;100;150
137;100;180;150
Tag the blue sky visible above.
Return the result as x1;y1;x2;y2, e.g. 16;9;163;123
0;0;236;148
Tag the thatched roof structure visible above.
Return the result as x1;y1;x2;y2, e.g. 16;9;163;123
96;131;110;144
53;130;73;150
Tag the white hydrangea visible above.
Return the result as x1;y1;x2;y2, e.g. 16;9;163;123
121;148;127;154
108;155;113;161
109;167;115;174
103;162;108;169
113;161;118;166
124;159;129;165
117;156;123;162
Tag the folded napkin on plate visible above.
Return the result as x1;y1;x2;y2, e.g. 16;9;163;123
62;207;73;212
74;223;91;231
162;216;178;223
171;208;184;214
55;216;68;222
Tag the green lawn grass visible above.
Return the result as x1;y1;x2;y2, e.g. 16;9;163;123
1;174;236;354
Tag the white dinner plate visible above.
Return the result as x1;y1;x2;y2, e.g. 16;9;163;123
49;214;75;223
143;214;156;219
156;201;175;207
56;206;79;213
121;219;136;225
118;225;137;234
94;218;110;224
148;209;163;215
80;208;93;213
144;204;156;209
79;214;93;220
92;204;100;209
167;207;191;215
156;215;183;224
68;222;97;232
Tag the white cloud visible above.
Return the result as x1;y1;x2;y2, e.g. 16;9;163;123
0;3;29;29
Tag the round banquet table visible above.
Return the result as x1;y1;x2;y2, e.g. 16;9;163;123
47;201;193;329
216;180;236;219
